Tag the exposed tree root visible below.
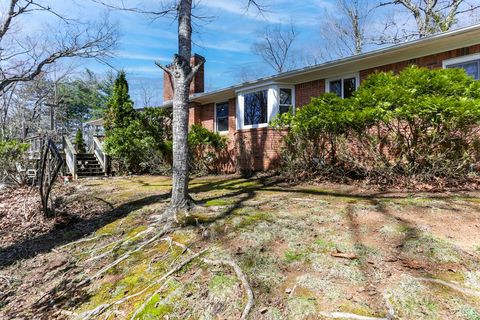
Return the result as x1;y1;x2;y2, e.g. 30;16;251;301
415;277;480;297
161;236;189;253
85;228;153;262
81;278;173;320
151;237;255;320
78;224;177;287
56;234;110;250
129;248;208;320
203;258;254;320
319;311;389;320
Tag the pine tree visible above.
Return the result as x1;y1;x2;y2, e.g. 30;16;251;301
74;128;86;153
104;71;135;132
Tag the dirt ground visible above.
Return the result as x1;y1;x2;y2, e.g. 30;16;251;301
1;175;480;320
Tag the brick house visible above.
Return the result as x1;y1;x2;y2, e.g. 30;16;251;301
160;24;480;173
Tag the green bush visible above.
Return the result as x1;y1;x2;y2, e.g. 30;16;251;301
0;139;29;184
74;129;86;153
104;72;173;174
188;124;227;174
274;66;480;185
105;107;173;174
272;93;354;177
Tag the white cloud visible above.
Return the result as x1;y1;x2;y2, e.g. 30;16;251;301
124;66;162;75
197;39;251;53
117;51;170;61
201;0;333;26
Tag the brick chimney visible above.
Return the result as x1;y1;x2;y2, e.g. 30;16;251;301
163;54;205;102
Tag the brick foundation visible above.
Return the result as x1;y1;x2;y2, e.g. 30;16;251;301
234;128;287;172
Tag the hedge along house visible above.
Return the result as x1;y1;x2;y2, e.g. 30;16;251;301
161;24;480;174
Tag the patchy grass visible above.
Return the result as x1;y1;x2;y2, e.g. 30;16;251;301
386;276;439;319
2;175;480;319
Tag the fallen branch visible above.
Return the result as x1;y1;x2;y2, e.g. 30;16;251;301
319;311;388;320
331;252;358;260
203;258;254;320
129;248;208;320
415;277;480;298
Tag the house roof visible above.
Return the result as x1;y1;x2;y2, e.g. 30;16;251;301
159;23;480;107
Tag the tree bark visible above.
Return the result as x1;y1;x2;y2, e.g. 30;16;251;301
157;0;262;219
170;68;192;213
165;0;204;218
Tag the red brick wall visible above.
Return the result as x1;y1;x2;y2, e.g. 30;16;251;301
188;103;200;127
228;99;236;135
295;79;325;108
234;128;287;172
199;103;214;131
360;44;480;81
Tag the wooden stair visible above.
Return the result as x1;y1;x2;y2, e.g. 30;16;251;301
76;153;105;178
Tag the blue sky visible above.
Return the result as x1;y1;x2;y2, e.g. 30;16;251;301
16;0;419;106
84;0;339;107
43;0;350;107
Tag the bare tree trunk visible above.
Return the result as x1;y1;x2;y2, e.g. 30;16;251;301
151;0;263;219
160;0;204;218
170;70;191;212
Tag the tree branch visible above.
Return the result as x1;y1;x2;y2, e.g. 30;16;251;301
185;56;205;84
90;0;177;17
155;61;173;76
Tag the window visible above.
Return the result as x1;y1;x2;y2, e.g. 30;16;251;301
236;85;295;130
443;54;480;80
244;89;268;126
215;102;229;132
326;74;359;98
279;88;293;115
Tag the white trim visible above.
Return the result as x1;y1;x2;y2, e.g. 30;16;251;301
236;85;295;130
214;101;229;134
442;53;480;68
325;73;360;98
277;85;296;116
237;88;271;130
235;81;277;94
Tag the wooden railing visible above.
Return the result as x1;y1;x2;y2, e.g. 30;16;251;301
93;136;108;174
63;135;77;179
25;135;44;160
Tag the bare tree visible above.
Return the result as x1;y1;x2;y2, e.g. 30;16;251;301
93;0;265;219
318;0;374;59
0;0;118;96
0;82;16;138
4;75;53;140
378;0;480;42
252;23;297;73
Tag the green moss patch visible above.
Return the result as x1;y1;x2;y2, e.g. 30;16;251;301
286;296;317;319
208;275;237;300
204;198;237;207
